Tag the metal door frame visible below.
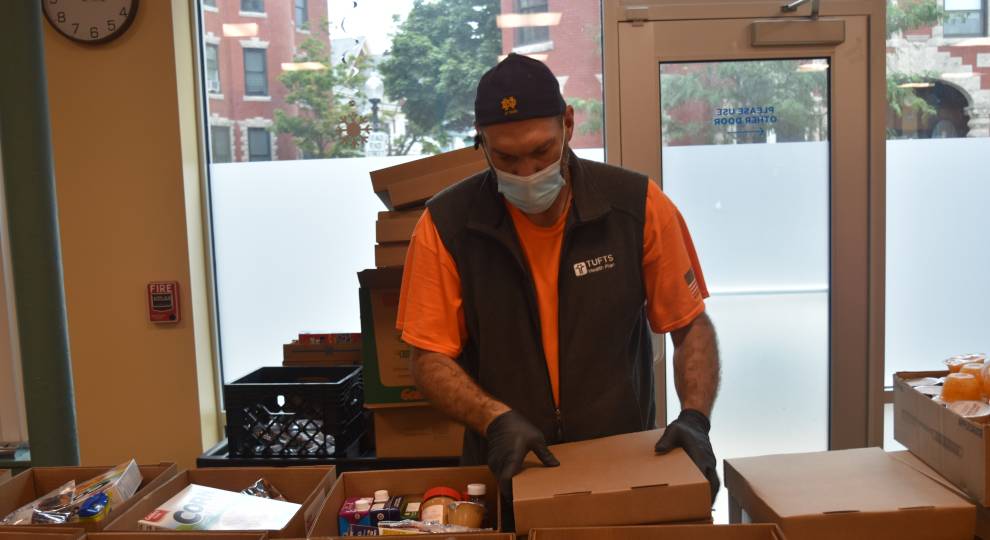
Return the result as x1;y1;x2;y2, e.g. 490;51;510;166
603;0;886;449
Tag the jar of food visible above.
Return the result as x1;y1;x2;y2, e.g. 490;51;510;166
420;487;461;524
941;373;981;402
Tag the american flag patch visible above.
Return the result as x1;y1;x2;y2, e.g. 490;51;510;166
685;268;701;298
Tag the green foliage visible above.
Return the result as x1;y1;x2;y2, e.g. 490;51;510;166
887;0;943;38
274;32;372;159
569;97;603;137
379;0;501;155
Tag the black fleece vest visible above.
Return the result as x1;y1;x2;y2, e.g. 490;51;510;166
427;150;655;465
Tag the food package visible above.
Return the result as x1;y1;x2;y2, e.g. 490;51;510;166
138;483;301;531
241;477;287;501
1;480;76;525
73;459;142;511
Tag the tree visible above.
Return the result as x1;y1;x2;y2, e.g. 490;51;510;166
378;0;501;155
275;33;373;159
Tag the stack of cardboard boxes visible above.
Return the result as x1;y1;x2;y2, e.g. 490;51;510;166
360;148;487;459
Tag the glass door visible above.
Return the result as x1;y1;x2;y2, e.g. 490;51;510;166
605;0;885;523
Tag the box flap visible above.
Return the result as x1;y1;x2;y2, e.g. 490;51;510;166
357;267;403;290
369;148;484;193
725;448;974;517
513;430;706;500
528;523;786;540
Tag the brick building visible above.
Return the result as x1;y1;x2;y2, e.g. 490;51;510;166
499;0;604;149
202;0;330;162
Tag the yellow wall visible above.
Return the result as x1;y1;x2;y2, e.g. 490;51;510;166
42;0;218;468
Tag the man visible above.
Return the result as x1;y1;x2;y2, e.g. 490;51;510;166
396;54;721;506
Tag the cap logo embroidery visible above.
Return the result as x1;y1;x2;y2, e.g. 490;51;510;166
501;96;518;115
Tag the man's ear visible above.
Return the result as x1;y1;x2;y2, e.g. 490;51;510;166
563;105;576;143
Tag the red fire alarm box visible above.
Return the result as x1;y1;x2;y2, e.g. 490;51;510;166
148;281;180;323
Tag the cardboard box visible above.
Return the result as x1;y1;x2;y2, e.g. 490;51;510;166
724;447;975;540
368;402;464;458
310;466;499;537
511;429;711;535
375;242;409;269
370;148;487;210
105;467;334;538
0;528;84;540
0;463;176;533
0;471;8;485
358;267;424;405
893;370;990;506
376;209;424;244
309;535;513;540
88;534;264;540
283;342;361;367
528;524;786;540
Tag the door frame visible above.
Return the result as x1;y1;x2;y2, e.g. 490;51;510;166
602;0;886;449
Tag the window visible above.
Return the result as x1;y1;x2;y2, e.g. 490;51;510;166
295;0;308;29
241;0;264;14
247;128;271;161
203;0;216;7
515;0;551;47
211;126;232;163
243;48;268;96
205;44;221;94
943;0;987;37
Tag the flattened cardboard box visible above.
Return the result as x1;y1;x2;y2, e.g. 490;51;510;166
528;523;786;540
283;342;361;367
0;463;177;533
358;267;423;404
893;370;990;506
724;447;975;540
376;209;424;244
0;527;84;540
310;466;500;536
105;466;334;538
512;429;711;535
367;401;464;458
375;242;409;269
88;534;264;540
370;148;487;210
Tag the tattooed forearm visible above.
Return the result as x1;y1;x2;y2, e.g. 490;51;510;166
670;311;721;417
410;347;510;435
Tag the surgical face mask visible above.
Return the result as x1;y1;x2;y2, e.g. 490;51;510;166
482;122;567;214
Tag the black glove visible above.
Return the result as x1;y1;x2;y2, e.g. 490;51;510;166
486;410;559;498
655;409;720;504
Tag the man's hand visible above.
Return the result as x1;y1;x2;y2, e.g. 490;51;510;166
656;409;719;503
486;410;559;497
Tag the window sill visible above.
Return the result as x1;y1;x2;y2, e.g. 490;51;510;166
296;28;311;34
203;5;219;12
513;40;554;54
243;95;272;102
239;11;267;18
208;93;224;100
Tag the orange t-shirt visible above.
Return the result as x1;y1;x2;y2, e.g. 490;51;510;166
396;180;708;407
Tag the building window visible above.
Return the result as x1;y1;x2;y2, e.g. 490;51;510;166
203;0;217;7
205;44;221;94
295;0;308;28
211;126;232;163
943;0;988;37
241;0;264;13
243;48;268;96
515;0;550;47
247;128;271;161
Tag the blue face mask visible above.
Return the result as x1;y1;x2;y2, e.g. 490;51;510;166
483;123;567;214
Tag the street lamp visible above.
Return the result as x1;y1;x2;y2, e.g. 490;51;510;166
366;75;384;130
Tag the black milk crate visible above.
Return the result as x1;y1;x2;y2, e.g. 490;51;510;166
224;366;364;458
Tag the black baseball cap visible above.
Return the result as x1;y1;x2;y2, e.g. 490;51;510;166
474;53;566;127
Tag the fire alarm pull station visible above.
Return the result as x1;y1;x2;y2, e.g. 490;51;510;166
148;281;180;323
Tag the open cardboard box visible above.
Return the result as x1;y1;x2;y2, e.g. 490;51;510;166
512;429;712;535
528;524;786;540
368;401;464;458
376;209;424;244
725;447;975;540
105;466;334;538
0;527;84;540
89;534;264;540
358;267;423;405
369;148;487;210
0;463;177;533
310;466;499;536
893;370;990;505
0;471;9;485
308;535;512;540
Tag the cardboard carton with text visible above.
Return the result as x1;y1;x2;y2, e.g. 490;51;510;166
369;401;464;458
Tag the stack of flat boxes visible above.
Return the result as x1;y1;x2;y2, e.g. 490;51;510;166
361;148;487;458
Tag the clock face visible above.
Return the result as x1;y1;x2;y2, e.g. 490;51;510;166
42;0;139;44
